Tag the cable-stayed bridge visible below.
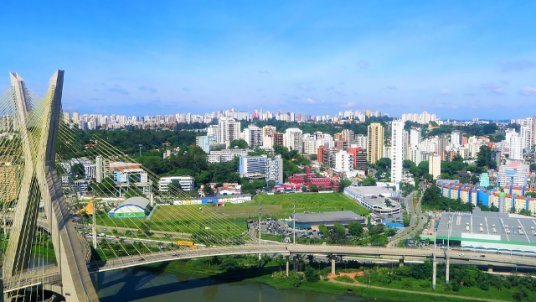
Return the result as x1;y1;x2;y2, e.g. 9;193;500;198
1;71;536;302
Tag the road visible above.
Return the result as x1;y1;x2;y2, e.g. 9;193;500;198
7;243;536;292
388;190;422;247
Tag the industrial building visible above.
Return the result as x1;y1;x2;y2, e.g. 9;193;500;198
292;211;365;230
343;186;401;214
159;176;195;192
109;196;151;218
435;210;536;254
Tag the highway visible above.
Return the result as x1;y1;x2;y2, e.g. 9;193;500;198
6;243;536;293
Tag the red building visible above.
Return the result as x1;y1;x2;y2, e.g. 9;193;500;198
288;167;337;190
317;146;328;165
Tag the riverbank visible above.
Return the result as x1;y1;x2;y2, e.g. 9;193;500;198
139;258;519;302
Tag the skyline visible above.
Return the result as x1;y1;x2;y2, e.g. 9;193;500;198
1;1;536;119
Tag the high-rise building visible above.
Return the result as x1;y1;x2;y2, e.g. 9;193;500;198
217;117;240;146
451;130;463;147
243;124;262;147
317;146;328;166
429;155;441;180
367;123;384;164
391;120;407;183
334;150;354;172
354;134;368;149
239;155;267;178
262;125;277;137
284;128;303;152
533;116;536;146
409;128;421;147
72;111;80;124
341;129;354;145
265;155;283;184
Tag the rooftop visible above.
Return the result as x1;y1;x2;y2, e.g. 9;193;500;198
436;210;536;246
294;211;362;224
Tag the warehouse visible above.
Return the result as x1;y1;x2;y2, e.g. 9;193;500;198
291;211;365;230
109;196;150;218
435;210;536;254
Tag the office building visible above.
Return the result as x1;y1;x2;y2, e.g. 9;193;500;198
239;155;267;178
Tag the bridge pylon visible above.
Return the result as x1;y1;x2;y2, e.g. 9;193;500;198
2;71;99;302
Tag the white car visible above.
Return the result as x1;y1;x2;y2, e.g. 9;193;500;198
458;253;465;257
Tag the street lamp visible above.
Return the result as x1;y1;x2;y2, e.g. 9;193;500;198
446;212;452;285
139;144;142;157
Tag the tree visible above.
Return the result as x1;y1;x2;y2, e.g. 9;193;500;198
230;139;248;148
348;221;363;237
71;163;85;179
384;199;392;207
376;158;391;170
329;223;346;244
361;175;376;186
318;223;329;237
337;179;353;192
476;145;496;169
304;265;320;282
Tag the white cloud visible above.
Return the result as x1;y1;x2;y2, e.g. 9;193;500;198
439;88;451;95
481;83;505;95
519;86;536;96
340;102;355;108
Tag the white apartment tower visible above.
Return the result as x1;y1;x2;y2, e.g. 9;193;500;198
284;128;303;152
217;117;240;146
429;155;441;180
243;124;262;147
390;120;407;183
451;130;463;147
335;150;354;172
409;128;421;147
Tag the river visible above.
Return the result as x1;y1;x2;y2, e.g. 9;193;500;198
97;268;388;302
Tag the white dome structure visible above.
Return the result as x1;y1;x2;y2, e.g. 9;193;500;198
109;196;150;218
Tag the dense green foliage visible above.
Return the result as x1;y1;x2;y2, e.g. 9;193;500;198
421;186;474;212
247;116;393;136
426;123;499;138
476;145;497;169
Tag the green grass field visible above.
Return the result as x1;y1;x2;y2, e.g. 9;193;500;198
94;192;369;244
254;192;370;217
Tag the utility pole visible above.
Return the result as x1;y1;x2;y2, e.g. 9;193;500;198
432;232;437;289
258;199;262;244
258;199;262;267
293;199;296;245
139;144;143;157
92;198;97;250
446;212;451;285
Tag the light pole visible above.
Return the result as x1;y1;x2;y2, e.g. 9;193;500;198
446;212;451;285
258;199;262;267
293;199;296;245
139;144;142;157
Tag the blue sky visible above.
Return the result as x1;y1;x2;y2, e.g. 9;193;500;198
1;1;535;120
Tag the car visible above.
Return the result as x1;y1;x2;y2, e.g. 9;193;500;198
458;253;465;257
480;255;486;258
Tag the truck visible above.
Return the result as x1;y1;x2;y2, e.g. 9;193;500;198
174;240;197;249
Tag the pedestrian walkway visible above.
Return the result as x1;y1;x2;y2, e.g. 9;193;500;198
328;278;509;302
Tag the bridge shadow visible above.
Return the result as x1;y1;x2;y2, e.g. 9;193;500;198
97;262;276;302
